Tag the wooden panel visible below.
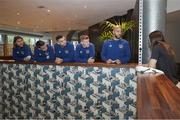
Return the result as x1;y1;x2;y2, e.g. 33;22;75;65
0;56;13;60
137;73;180;119
0;61;137;68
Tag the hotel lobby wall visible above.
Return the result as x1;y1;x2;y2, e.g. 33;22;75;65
50;31;69;43
44;31;83;44
166;19;180;63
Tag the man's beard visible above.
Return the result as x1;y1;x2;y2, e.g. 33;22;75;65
82;43;89;48
115;34;121;39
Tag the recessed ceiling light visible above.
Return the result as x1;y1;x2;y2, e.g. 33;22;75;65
47;9;51;12
17;12;20;16
84;5;87;9
17;21;20;25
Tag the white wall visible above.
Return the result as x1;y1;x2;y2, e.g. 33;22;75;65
166;21;180;63
166;0;180;63
167;0;180;13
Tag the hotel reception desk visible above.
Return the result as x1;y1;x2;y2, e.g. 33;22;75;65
0;61;180;119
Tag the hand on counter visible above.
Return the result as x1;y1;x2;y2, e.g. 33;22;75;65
88;58;95;64
115;59;121;64
106;59;121;64
106;59;113;64
24;56;31;62
55;57;63;64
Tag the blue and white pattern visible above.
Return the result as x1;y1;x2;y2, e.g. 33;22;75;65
0;63;137;119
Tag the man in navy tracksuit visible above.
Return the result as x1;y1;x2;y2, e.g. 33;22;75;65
34;40;55;62
54;35;74;64
75;35;95;63
12;36;33;62
101;26;131;64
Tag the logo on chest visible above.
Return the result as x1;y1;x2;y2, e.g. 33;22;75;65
86;50;90;54
65;50;69;54
119;44;124;49
17;51;24;55
109;44;112;48
45;52;49;59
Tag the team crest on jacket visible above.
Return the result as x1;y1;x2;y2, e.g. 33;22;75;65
45;52;49;56
59;51;61;53
80;51;83;54
86;50;90;54
65;50;69;54
21;51;24;54
109;44;112;47
119;44;123;48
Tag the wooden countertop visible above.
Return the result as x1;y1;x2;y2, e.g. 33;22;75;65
0;60;137;68
137;73;180;119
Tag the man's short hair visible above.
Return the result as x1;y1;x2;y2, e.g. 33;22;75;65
56;35;63;41
13;36;23;44
36;40;45;48
80;35;89;41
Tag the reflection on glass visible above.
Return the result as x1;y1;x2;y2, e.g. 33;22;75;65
0;34;40;56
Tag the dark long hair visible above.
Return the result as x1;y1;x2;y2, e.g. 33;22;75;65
13;36;24;48
149;30;176;59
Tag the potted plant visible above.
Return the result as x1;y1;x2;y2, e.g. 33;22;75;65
99;20;135;41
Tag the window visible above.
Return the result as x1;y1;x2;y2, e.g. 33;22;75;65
7;35;14;44
0;34;4;56
0;34;41;56
0;34;3;44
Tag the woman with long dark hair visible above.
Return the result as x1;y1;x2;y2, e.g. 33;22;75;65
12;36;32;62
148;30;179;84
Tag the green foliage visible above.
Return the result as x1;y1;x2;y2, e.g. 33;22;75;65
99;20;135;41
99;31;113;41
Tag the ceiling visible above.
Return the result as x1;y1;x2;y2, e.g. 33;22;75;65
0;0;136;32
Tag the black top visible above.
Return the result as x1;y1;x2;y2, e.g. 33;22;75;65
151;44;178;84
